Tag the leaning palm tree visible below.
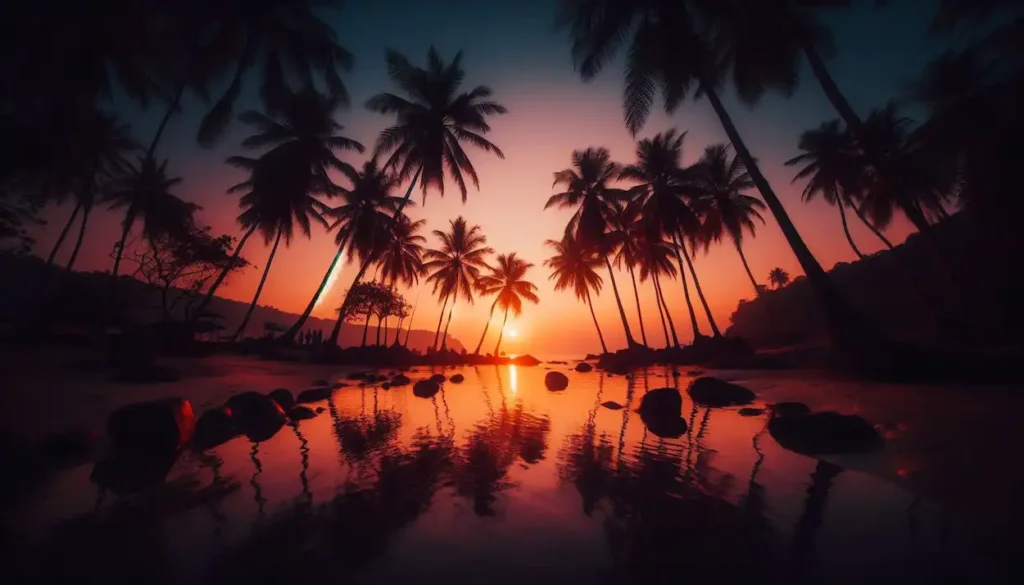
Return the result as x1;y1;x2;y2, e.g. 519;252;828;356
544;234;608;354
559;0;890;362
768;268;790;289
423;217;493;351
635;234;681;348
473;253;540;356
692;144;767;296
547;147;638;348
619;130;704;341
605;200;649;346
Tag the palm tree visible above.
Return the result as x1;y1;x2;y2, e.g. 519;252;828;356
768;268;790;289
559;0;890;360
619;130;704;341
473;253;540;356
547;147;638;348
423;217;493;351
367;47;507;212
605;200;649;346
636;235;680;348
692;144;767;295
377;217;427;345
544;234;608;354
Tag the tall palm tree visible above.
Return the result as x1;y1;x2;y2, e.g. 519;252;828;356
473;253;540;356
605;200;649;346
692;144;767;295
377;217;427;345
559;0;890;361
423;217;493;351
544;234;608;354
768;268;790;289
619;130;704;341
636;235;680;348
547;147;638;347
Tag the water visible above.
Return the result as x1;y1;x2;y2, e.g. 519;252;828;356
8;365;1000;584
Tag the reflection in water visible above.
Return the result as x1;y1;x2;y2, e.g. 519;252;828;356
11;366;991;584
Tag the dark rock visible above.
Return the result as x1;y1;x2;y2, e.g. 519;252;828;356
193;407;237;450
450;373;465;383
771;402;811;417
331;382;348;389
40;430;95;467
296;387;333;403
364;374;378;383
738;408;765;417
346;371;368;380
269;388;294;411
548;360;567;365
381;382;391;390
601;401;624;410
108;398;195;460
687;377;755;407
640;412;689;439
226;392;286;442
575;362;593;373
315;407;325;414
311;378;329;386
512;354;541;366
637;388;688;438
290;406;316;420
429;373;447;383
391;374;411;386
584;353;602;360
769;411;884;455
413;379;441;398
545;371;569;391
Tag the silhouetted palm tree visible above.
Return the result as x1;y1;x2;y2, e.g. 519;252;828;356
544;234;608;354
619;130;704;341
559;0;889;360
636;235;680;348
693;144;766;295
377;217;426;345
768;268;790;289
367;47;507;210
605;200;649;346
547;147;638;347
474;253;540;356
423;217;493;351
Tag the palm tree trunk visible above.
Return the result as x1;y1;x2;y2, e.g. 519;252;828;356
654;272;681;347
670;230;702;340
734;239;761;295
66;201;93;272
233;229;283;340
440;297;457;351
110;214;135;282
375;315;383;346
147;78;189;160
389;166;424;224
603;256;637;347
281;237;347;343
403;296;419;347
799;35;863;132
838;202;865;259
474;298;500;355
652;276;671;348
494;308;510;357
432;292;451;350
194;224;257;318
627;264;648;346
361;314;371;346
679;244;721;337
854;206;895;250
45;204;81;268
585;290;608;354
699;77;887;360
327;258;373;346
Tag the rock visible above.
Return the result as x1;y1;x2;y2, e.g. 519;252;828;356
226;392;286;442
39;430;95;467
738;408;765;417
769;411;884;455
315;407;325;414
601;401;624;410
269;388;294;411
413;379;441;398
637;388;688;438
107;398;195;460
449;374;465;383
640;411;689;439
429;373;447;384
193;407;237;450
311;378;329;386
687;377;755;407
296;387;333;403
364;374;378;383
290;406;316;421
584;353;602;360
513;354;541;366
391;374;411;386
346;371;368;380
331;382;348;389
771;402;811;417
545;371;569;391
575;362;593;373
381;382;391;390
687;369;704;376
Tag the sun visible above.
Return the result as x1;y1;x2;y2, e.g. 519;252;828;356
506;327;518;338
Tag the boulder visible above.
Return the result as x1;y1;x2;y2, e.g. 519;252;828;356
226;392;286;442
544;371;569;391
382;382;391;390
513;354;541;366
107;398;195;460
640;411;689;439
601;401;624;410
331;382;348;389
769;411;884;455
315;407;325;414
311;379;329;386
346;371;368;380
687;377;755;407
296;387;333;404
413;379;441;398
193;407;238;450
364;374;378;383
390;374;411;386
290;406;317;421
637;388;688;439
429;374;447;384
575;362;593;373
449;373;465;383
738;408;765;417
269;388;295;411
771;402;811;417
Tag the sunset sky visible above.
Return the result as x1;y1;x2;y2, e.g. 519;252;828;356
33;0;950;355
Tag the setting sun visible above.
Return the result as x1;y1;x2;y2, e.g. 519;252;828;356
506;327;518;338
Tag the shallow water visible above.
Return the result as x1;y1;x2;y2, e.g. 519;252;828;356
9;365;1002;584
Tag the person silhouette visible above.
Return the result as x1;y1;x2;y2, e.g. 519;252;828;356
304;330;313;346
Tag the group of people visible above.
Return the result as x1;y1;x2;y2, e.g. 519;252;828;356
297;329;324;346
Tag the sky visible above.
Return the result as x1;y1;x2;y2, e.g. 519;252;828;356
33;0;954;356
